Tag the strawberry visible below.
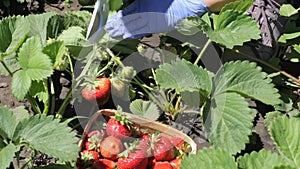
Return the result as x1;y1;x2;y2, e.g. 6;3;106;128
81;76;111;105
136;134;152;156
117;149;148;169
100;136;124;161
85;130;106;151
89;159;116;169
81;150;99;163
106;111;133;140
141;133;151;140
152;161;173;169
169;137;184;149
170;158;182;169
153;135;175;161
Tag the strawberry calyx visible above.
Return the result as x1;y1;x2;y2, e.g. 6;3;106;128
80;150;99;163
118;141;139;158
114;108;134;131
86;130;104;151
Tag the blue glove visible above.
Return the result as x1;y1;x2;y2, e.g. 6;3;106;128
105;0;210;39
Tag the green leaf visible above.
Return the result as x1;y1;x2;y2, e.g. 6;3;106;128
280;4;300;17
220;0;254;13
213;61;280;105
12;106;30;123
26;12;56;45
203;92;253;154
34;163;73;169
57;26;87;46
155;59;212;95
273;165;297;169
130;99;160;120
0;54;20;76
0;144;18;169
12;37;53;100
18;36;53;81
293;44;300;54
270;116;300;168
181;147;237;169
237;149;287;169
0;16;29;60
278;32;300;43
0;104;17;139
29;80;49;105
14;114;79;162
43;40;68;71
47;11;91;39
109;0;122;10
264;111;282;129
11;70;31;100
180;10;261;49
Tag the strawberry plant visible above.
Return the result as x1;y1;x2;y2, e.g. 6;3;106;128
0;0;299;168
0;104;79;168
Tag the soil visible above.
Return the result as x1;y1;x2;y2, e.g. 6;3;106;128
0;0;297;168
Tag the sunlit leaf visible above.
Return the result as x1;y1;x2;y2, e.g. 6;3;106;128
14;114;79;162
181;147;237;169
0;104;17;139
270;116;300;168
237;149;287;169
0;144;18;169
203;92;253;154
155;59;212;95
130;99;160;120
213;61;280;105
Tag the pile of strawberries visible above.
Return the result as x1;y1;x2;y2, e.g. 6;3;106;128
77;111;191;169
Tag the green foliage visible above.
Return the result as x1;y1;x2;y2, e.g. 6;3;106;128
155;59;212;95
27;12;56;45
213;61;280;105
0;105;17;139
0;104;79;167
203;92;253;155
130;99;160;120
14;115;79;161
12;36;53;100
270;116;300;168
176;9;260;49
0;144;18;169
0;16;29;60
109;0;123;11
237;149;286;169
220;0;254;13
280;4;300;17
181;147;237;169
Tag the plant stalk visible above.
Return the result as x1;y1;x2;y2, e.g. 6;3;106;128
233;49;300;86
194;39;211;65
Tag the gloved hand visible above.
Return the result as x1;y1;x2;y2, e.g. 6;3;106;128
105;0;210;39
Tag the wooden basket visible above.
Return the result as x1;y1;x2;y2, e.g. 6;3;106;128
77;109;197;168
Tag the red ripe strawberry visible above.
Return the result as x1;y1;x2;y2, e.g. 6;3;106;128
153;161;173;169
81;76;111;105
153;135;175;161
90;159;116;169
106;111;133;140
100;136;124;161
85;130;106;151
81;150;99;163
117;149;148;169
141;133;151;140
169;137;184;149
170;158;182;169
